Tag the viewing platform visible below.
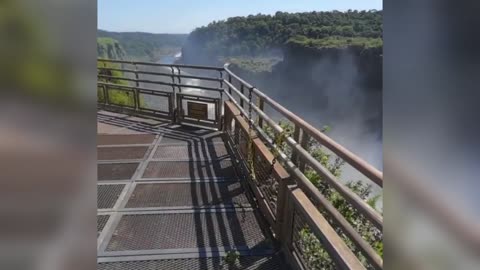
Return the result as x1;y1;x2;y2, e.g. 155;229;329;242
97;59;383;270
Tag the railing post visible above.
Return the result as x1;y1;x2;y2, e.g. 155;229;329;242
298;130;310;173
240;84;244;108
104;85;110;106
177;67;182;92
291;124;301;166
275;173;294;236
280;187;295;250
176;92;181;124
216;98;222;130
228;74;232;95
134;64;140;111
258;97;265;128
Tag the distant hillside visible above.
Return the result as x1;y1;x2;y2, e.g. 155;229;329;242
182;10;382;64
97;37;126;60
98;30;188;61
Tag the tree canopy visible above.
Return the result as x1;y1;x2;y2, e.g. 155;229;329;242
185;10;382;57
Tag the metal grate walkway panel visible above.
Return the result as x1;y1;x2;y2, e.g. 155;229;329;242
98;146;149;161
98;215;110;236
153;144;228;160
142;160;236;179
106;211;270;251
125;182;249;208
159;131;225;144
98;134;155;145
98;184;125;209
98;163;139;181
98;255;286;270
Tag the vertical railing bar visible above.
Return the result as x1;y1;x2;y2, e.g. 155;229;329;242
291;125;301;166
298;130;310;173
240;84;245;108
177;67;182;93
228;74;232;95
258;97;265;128
105;85;110;106
219;70;224;88
134;64;140;111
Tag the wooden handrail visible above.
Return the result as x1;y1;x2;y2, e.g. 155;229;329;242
291;188;367;270
224;63;383;187
223;80;382;229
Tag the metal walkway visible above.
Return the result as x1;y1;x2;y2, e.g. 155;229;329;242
97;110;287;269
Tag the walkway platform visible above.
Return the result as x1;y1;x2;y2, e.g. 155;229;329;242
97;110;288;269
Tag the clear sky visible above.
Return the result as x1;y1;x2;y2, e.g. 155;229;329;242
98;0;382;34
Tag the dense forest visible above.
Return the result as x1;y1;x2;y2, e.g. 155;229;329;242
98;30;187;61
183;10;382;62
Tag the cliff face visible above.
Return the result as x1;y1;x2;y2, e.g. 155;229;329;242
230;45;382;92
229;45;383;141
279;44;382;90
97;38;126;60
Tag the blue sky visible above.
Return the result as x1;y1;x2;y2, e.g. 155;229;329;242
98;0;382;34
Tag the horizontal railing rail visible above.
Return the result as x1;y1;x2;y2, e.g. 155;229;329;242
224;64;383;187
98;74;223;93
98;58;225;71
98;66;224;83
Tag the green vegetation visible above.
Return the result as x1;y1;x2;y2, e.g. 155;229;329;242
223;250;240;269
97;37;126;60
221;56;282;72
97;61;135;106
185;10;382;57
265;121;382;269
98;30;187;61
287;35;382;49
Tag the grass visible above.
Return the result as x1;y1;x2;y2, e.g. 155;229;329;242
107;88;135;107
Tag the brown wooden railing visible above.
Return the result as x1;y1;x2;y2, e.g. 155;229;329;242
222;63;383;270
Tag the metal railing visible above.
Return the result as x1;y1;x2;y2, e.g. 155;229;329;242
222;63;383;270
96;58;384;270
97;58;224;128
